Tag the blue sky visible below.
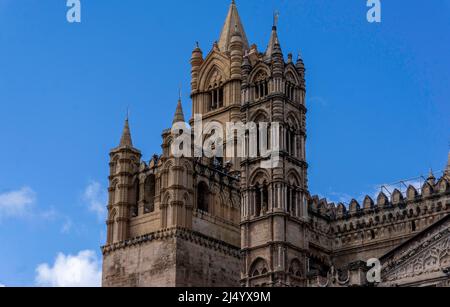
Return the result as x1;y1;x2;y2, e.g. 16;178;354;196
0;0;449;287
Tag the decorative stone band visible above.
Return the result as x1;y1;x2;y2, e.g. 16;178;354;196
102;227;241;258
381;216;450;277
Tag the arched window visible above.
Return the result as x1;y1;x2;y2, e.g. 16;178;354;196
289;259;303;277
263;183;269;212
253;70;269;101
208;86;224;110
287;186;297;215
130;179;139;218
255;80;268;100
254;182;269;217
108;210;117;244
250;258;269;277
286;126;296;156
197;182;209;213
287;187;292;213
287;172;300;216
252;113;270;159
285;81;296;101
255;184;262;217
144;175;156;213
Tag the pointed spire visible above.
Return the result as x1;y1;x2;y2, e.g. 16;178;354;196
172;92;185;125
218;0;249;53
427;168;436;185
265;14;283;61
119;116;133;148
296;52;304;66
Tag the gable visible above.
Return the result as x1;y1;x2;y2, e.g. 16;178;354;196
380;215;450;287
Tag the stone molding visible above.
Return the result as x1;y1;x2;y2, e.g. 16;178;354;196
102;227;241;258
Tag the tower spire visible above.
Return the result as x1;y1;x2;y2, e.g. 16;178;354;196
218;0;249;53
265;12;282;60
119;116;133;148
172;94;185;125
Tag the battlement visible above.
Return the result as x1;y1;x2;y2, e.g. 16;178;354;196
309;173;450;221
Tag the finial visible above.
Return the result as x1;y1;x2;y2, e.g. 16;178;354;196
273;10;280;30
126;106;130;121
178;85;182;101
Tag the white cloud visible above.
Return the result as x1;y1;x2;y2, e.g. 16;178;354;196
0;187;36;219
83;181;107;220
0;283;5;287
35;250;102;287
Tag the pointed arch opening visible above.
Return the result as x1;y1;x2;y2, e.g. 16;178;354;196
250;170;270;217
197;181;210;213
129;178;139;218
250;258;269;277
144;175;156;213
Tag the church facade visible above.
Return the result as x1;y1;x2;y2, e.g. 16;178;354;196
101;2;450;287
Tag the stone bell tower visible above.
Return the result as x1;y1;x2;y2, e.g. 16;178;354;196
190;0;248;173
239;21;309;287
106;118;142;245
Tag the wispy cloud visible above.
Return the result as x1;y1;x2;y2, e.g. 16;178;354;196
0;187;36;219
0;283;5;287
35;250;102;287
83;181;107;221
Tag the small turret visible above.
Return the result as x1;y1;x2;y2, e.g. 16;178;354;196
265;25;284;77
296;53;305;76
190;42;204;93
241;51;252;87
107;117;142;245
230;24;244;80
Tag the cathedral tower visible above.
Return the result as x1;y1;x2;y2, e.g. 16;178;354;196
239;22;309;287
190;0;248;173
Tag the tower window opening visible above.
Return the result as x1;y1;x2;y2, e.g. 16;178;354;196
130;179;139;218
263;183;269;212
256;123;271;158
285;82;296;101
208;86;224;111
287;186;292;213
255;81;268;100
144;175;156;214
286;126;296;157
197;182;209;213
255;185;262;217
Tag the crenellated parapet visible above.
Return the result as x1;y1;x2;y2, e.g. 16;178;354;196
307;172;450;268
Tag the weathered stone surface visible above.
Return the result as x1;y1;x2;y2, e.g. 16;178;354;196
102;1;450;288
